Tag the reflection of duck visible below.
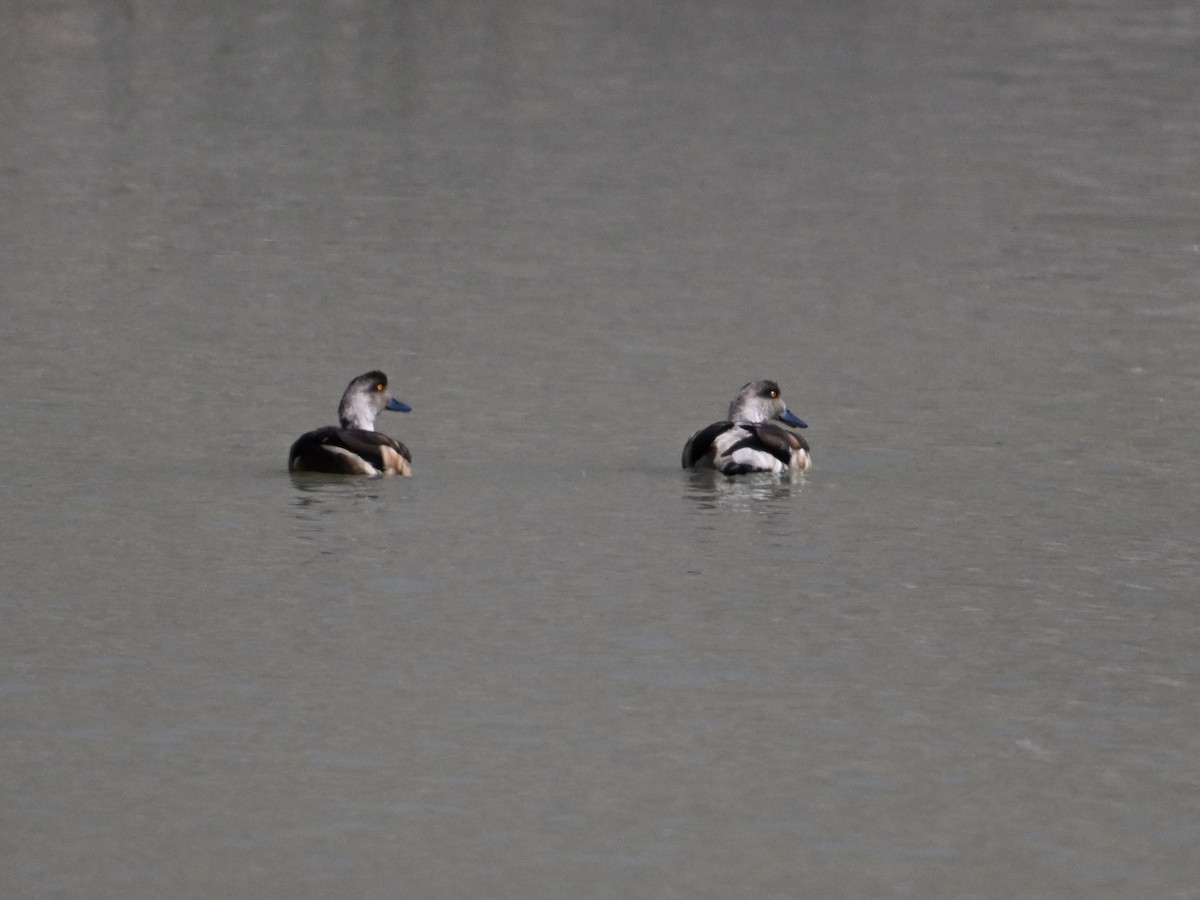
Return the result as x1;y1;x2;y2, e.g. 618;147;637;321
681;380;811;475
288;371;413;476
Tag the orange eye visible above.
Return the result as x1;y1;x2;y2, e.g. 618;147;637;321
769;390;778;398
375;383;385;392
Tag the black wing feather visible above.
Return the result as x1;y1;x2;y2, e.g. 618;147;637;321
682;420;733;468
744;423;807;466
289;426;411;473
334;428;412;464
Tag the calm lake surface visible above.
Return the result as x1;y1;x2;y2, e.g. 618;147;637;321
3;1;1200;897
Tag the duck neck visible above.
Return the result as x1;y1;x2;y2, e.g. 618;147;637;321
338;394;377;431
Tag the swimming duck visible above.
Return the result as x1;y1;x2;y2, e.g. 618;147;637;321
681;380;811;475
288;371;413;476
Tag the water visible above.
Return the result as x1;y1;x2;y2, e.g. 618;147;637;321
4;1;1200;897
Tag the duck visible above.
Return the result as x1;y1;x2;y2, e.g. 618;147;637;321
288;371;413;476
681;380;811;475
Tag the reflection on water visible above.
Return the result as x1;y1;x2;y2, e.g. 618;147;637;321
288;476;396;533
682;469;808;519
289;472;392;501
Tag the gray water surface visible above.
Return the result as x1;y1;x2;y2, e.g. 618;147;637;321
4;1;1200;897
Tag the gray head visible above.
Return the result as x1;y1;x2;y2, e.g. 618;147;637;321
337;370;412;431
727;380;807;428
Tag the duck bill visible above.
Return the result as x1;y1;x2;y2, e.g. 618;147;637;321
386;397;413;413
778;408;807;428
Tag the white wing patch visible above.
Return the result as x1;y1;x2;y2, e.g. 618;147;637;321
725;447;786;474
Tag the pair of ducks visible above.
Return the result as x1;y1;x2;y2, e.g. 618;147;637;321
288;372;812;477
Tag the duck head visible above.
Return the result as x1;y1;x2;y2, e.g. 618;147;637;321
337;370;412;431
727;380;807;428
